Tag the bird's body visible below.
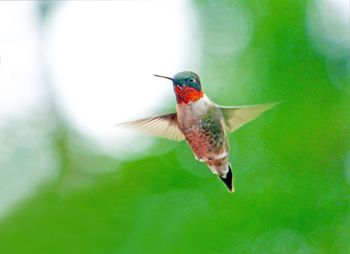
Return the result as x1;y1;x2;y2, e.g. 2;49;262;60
120;71;278;192
177;95;229;177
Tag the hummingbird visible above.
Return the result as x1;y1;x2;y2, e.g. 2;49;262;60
120;71;278;192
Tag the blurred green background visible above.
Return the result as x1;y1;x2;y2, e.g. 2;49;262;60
0;1;349;254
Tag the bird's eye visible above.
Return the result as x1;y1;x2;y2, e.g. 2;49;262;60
188;78;196;83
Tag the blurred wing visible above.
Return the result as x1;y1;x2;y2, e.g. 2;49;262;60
219;102;279;133
118;113;185;141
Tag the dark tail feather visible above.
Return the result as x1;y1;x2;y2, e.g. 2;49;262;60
219;164;234;192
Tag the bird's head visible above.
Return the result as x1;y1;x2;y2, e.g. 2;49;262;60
154;71;203;104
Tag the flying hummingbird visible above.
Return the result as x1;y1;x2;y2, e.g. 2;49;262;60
120;71;278;192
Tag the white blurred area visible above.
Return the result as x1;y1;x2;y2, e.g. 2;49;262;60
0;3;44;121
0;2;57;219
307;0;349;92
0;0;199;219
45;0;200;156
307;0;349;59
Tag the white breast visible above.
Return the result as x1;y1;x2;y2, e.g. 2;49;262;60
176;95;213;126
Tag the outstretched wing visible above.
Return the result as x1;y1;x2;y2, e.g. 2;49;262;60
118;113;185;141
219;102;279;133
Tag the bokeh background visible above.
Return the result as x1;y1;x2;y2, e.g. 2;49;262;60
0;0;349;253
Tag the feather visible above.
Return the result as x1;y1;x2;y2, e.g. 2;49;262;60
219;102;280;133
118;113;185;141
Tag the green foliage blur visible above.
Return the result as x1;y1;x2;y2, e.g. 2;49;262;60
0;1;349;254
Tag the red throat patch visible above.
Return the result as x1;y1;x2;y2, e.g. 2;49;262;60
174;85;203;104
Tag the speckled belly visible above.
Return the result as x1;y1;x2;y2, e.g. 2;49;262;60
180;110;228;163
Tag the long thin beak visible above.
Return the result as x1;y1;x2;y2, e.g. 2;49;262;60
154;74;175;82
